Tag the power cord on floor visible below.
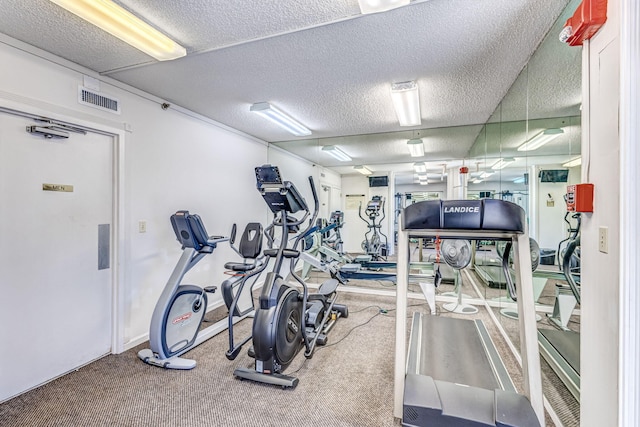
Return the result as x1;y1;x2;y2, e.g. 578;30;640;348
289;301;431;375
289;305;396;374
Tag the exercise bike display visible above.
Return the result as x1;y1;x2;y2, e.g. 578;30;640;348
232;165;348;388
359;196;388;260
138;211;257;370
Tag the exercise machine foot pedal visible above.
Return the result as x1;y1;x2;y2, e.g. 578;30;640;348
233;367;299;388
203;286;217;293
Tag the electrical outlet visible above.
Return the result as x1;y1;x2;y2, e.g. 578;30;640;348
598;226;608;253
139;220;147;233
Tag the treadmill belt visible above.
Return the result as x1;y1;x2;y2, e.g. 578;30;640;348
416;315;501;390
539;328;580;374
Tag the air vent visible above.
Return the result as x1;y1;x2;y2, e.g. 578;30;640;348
78;86;121;114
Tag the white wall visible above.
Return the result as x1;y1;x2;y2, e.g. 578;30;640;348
580;0;621;424
0;39;269;352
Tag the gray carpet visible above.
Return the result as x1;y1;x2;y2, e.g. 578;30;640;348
1;270;569;427
0;292;404;427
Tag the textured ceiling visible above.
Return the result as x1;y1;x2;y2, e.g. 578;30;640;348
0;0;580;186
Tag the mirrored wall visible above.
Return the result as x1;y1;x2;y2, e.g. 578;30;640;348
267;0;582;424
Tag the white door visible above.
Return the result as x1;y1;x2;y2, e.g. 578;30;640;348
0;112;113;401
319;185;331;220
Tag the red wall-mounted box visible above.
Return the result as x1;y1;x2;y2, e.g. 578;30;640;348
561;0;608;46
567;183;594;212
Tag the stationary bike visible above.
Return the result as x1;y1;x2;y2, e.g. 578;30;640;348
359;196;388;260
138;211;258;369
232;165;348;388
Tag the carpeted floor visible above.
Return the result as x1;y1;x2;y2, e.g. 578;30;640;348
1;263;576;427
0;291;404;427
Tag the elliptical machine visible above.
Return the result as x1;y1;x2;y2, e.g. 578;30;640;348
359;196;388;260
548;211;581;331
325;210;345;254
232;165;348;388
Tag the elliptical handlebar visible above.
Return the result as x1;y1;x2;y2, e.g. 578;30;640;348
562;235;581;305
358;202;366;223
291;176;319;251
379;197;386;224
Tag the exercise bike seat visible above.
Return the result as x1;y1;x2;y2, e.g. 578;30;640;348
316;279;338;297
224;222;263;272
224;262;256;272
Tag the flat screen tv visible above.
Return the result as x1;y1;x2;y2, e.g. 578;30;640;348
369;176;389;187
539;169;569;183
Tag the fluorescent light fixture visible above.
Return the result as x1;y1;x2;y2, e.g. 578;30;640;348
479;171;494;179
513;176;526;184
322;145;351;162
472;178;483;184
415;173;428;185
391;81;421;127
491;158;515;170
413;162;427;173
406;138;424;157
358;0;410;14
518;128;564;151
250;102;311;136
354;165;373;175
563;157;582;167
49;0;186;61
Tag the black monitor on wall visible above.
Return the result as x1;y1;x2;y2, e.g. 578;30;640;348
539;169;569;183
369;176;389;187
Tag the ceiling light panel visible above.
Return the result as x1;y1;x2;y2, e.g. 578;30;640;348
358;0;410;14
562;157;582;167
322;145;352;162
413;162;427;173
407;138;424;157
250;102;311;136
518;128;564;151
391;81;421;127
354;165;373;175
491;158;515;170
49;0;186;61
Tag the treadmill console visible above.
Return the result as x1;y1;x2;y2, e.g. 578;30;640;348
255;164;307;214
403;199;525;233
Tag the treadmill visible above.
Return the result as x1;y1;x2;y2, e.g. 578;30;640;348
394;200;544;427
538;233;581;400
